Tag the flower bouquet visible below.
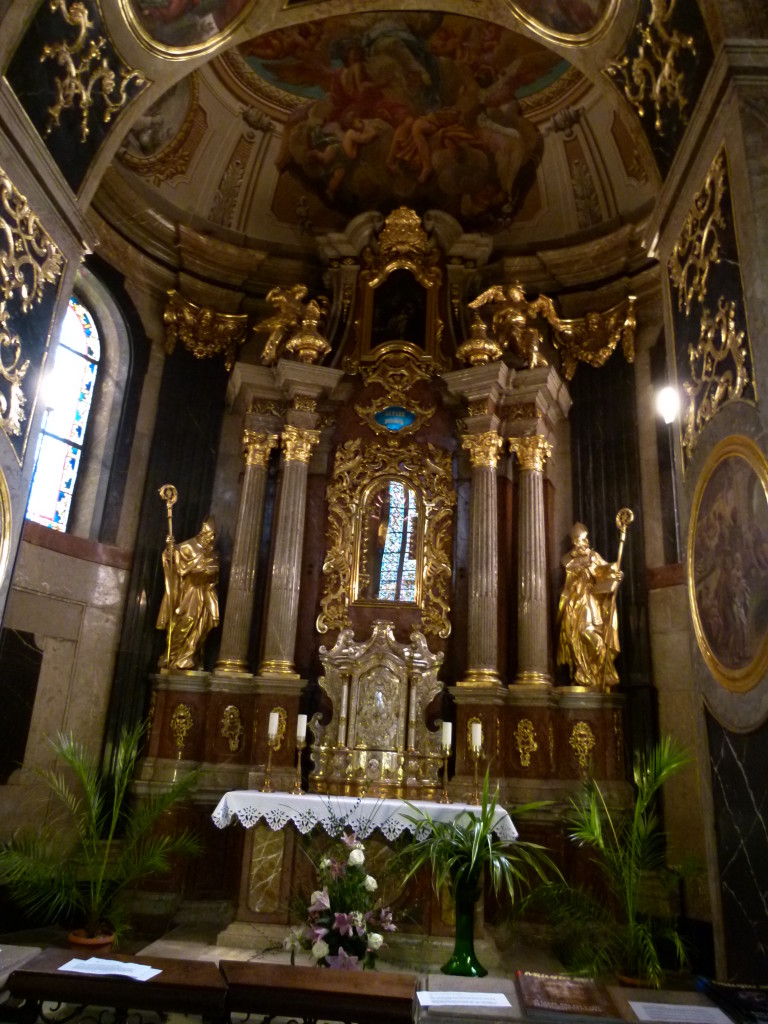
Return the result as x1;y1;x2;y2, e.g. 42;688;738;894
286;831;395;970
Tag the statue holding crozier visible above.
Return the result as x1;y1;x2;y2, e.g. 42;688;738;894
556;509;633;691
156;484;220;672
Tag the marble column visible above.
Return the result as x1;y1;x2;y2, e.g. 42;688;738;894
215;430;278;674
509;435;553;685
459;430;503;687
257;424;319;679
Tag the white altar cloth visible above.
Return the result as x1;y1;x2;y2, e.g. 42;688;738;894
211;792;517;842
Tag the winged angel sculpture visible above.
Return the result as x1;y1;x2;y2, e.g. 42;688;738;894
468;282;636;377
254;284;330;366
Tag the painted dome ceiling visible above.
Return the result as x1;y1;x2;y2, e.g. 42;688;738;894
104;5;658;277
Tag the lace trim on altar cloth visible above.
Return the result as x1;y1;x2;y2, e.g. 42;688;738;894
211;792;517;841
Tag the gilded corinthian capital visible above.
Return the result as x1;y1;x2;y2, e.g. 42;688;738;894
281;424;320;463
461;431;503;469
510;435;552;472
243;430;278;467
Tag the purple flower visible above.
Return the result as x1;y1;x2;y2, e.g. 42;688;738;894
340;831;359;848
308;888;330;913
329;859;345;879
379;907;396;932
307;923;329;943
326;947;360;970
334;912;355;936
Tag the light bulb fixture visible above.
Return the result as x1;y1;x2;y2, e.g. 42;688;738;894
656;385;680;425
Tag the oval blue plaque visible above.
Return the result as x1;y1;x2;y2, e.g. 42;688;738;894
374;406;416;432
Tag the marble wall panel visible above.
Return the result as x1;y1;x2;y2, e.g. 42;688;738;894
705;709;768;981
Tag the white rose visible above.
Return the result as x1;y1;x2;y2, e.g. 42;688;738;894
312;939;329;960
364;875;378;892
348;848;365;867
367;932;384;951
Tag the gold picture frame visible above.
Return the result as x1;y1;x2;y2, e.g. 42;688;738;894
0;468;10;591
688;435;768;692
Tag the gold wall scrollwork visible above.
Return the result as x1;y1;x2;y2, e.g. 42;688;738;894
604;2;695;135
681;297;749;461
0;169;64;453
220;704;243;753
668;152;725;317
170;702;193;756
515;718;538;768
41;0;146;142
316;437;455;639
164;290;247;371
269;706;287;751
569;721;596;770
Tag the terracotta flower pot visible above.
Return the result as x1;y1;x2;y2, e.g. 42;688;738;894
67;929;115;953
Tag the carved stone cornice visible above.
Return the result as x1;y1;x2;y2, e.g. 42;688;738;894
461;431;503;470
281;424;320;464
164;290;247;371
243;430;278;468
509;435;553;473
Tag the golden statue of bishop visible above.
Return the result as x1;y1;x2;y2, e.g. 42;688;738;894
157;515;220;672
556;521;624;690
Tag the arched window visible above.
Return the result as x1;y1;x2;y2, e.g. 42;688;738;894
26;295;101;531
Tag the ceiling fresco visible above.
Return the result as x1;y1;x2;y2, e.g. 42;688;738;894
238;12;572;227
128;0;252;47
509;0;613;36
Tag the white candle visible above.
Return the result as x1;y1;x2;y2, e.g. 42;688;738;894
296;714;307;742
268;711;279;738
441;721;452;749
471;721;482;751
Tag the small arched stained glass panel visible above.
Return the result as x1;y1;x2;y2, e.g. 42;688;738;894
26;296;100;532
358;479;419;603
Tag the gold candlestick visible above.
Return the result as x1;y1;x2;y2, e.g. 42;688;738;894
439;744;451;804
263;735;278;793
292;738;306;794
470;746;482;804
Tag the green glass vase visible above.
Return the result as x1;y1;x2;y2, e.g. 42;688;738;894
441;881;487;977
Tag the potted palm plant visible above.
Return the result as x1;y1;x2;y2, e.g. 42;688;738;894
536;737;692;988
0;721;201;947
399;772;560;977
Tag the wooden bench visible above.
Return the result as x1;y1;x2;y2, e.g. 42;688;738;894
7;947;228;1023
220;959;418;1024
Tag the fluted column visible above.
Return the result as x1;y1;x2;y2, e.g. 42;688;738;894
215;430;278;674
509;435;553;685
258;425;320;679
459;431;504;687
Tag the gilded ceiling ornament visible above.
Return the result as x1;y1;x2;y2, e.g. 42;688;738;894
548;296;637;380
120;74;207;187
462;431;503;470
456;316;504;367
569;721;596;770
253;284;330;366
668;151;726;317
0;169;63;448
281;424;320;464
243;430;278;468
170;702;193;756
220;704;243;753
514;718;538;768
604;0;695;136
41;0;146;143
682;296;749;461
363;208;441;290
316;437;455;638
510;435;553;472
163;290;247;371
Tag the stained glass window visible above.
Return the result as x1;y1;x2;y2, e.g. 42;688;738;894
26;296;100;531
377;480;418;602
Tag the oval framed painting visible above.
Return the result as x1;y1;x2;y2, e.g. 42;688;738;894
688;435;768;692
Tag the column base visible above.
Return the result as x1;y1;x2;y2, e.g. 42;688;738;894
213;658;253;676
256;659;300;680
456;669;503;688
514;670;552;685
